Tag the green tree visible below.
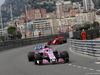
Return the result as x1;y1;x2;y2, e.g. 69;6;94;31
79;27;85;31
30;2;56;13
92;21;99;29
7;26;22;39
77;24;90;31
7;26;16;35
84;24;90;30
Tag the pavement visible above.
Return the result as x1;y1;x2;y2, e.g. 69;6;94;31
0;42;100;75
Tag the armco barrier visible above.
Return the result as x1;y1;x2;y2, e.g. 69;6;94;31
70;39;100;57
0;33;69;51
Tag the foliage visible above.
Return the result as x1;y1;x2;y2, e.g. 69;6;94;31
0;35;5;41
84;24;90;30
92;21;99;27
30;3;56;13
76;21;100;31
7;26;16;35
75;27;79;31
76;24;90;31
7;26;22;39
79;27;85;31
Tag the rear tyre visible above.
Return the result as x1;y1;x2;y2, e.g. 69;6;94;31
63;39;67;43
28;52;35;62
34;54;43;65
60;51;69;63
48;41;52;45
59;40;63;44
53;50;59;61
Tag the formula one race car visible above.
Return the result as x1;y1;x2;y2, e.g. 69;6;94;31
28;45;69;65
48;37;67;45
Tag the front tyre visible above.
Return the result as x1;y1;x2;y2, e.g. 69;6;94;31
63;39;67;43
48;41;52;45
53;50;59;61
34;54;43;65
28;52;35;62
60;51;69;63
59;40;63;44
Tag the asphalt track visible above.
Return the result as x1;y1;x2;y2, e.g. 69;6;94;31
0;40;100;75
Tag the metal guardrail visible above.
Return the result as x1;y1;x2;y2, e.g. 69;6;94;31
0;33;69;51
70;39;100;57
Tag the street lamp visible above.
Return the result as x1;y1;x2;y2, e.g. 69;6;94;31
0;6;3;35
57;1;65;33
58;3;62;33
24;0;28;38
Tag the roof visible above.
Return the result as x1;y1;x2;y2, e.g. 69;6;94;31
96;9;100;15
34;21;47;23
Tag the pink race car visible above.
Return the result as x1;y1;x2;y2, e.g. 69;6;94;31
28;45;69;65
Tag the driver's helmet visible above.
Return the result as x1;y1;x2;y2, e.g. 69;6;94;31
44;45;48;48
44;45;49;48
44;43;47;45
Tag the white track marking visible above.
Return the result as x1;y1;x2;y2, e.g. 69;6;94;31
73;65;76;67
68;64;72;66
96;70;100;72
85;73;100;75
95;62;100;64
78;66;82;68
89;68;94;71
83;67;87;70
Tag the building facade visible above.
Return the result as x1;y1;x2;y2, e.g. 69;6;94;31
56;1;72;18
33;19;58;37
95;9;100;24
70;10;78;17
75;12;95;25
27;9;35;21
41;9;47;19
83;0;94;11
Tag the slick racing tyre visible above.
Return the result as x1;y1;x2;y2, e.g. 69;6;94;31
28;52;35;62
48;41;52;45
59;40;63;44
63;39;67;43
60;51;69;63
53;50;59;61
34;54;43;65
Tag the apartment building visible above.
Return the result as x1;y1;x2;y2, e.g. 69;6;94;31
27;9;35;21
75;12;95;25
56;1;72;18
33;19;58;36
96;9;100;24
70;10;78;17
41;9;47;19
83;0;94;11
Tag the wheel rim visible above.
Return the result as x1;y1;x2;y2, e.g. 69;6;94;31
37;60;39;64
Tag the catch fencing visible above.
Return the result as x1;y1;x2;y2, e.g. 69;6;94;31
70;39;100;57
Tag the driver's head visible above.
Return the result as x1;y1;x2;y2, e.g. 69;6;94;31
44;45;48;48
